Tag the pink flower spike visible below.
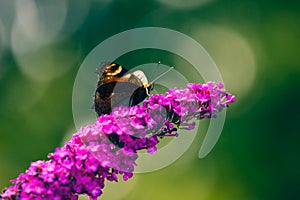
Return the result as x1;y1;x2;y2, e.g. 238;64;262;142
0;82;235;200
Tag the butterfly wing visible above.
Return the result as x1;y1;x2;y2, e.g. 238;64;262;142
119;71;153;106
96;62;128;86
95;81;146;115
94;82;116;115
94;62;153;116
132;70;148;85
129;86;150;106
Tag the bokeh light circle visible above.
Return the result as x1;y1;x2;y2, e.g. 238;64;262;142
11;0;87;82
189;25;256;99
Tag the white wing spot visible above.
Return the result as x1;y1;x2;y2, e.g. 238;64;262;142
132;70;148;84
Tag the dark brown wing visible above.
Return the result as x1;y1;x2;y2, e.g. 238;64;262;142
94;82;116;115
96;62;128;86
94;62;153;116
116;73;153;107
94;81;148;116
129;86;152;106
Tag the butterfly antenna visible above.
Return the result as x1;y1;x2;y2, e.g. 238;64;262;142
150;66;174;83
149;61;161;81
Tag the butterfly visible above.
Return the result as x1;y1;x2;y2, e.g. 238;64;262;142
94;62;154;116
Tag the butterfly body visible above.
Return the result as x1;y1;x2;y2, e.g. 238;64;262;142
94;62;153;116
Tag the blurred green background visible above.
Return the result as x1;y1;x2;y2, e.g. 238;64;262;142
0;0;300;199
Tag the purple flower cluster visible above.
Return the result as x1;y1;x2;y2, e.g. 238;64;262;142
1;82;235;200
